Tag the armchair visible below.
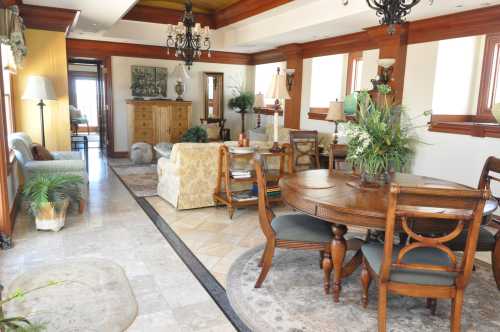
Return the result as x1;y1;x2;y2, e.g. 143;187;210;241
69;105;89;135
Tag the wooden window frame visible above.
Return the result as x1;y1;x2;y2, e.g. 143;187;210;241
308;51;362;120
430;33;500;138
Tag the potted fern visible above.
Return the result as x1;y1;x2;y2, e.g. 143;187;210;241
23;174;84;232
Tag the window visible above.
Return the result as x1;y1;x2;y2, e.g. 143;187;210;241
1;44;15;135
255;61;285;106
310;54;347;108
74;78;99;127
347;52;364;94
429;34;500;138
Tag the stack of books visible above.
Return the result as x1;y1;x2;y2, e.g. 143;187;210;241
231;169;252;179
251;183;281;198
232;190;258;202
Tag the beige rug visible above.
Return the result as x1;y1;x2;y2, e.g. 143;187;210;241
227;245;500;332
5;259;138;332
111;163;158;197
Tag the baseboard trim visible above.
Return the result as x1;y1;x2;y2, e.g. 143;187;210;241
109;151;129;158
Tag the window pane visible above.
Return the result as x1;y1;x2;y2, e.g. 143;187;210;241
255;62;284;105
492;44;500;106
310;54;346;108
432;36;483;115
75;79;98;127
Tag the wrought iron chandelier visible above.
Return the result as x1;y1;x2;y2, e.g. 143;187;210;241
165;0;212;68
342;0;434;34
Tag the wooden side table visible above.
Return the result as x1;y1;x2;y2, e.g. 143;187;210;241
213;145;288;218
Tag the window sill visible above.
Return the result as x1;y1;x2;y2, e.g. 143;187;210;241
428;121;500;138
253;107;283;116
308;107;356;121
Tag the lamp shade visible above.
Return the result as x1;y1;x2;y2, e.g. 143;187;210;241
254;93;265;108
378;58;396;69
266;70;290;100
22;75;56;101
173;64;190;82
325;101;345;121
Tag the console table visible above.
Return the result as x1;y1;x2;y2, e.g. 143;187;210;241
126;100;192;148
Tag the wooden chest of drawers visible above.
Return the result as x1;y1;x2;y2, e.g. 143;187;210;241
127;100;192;147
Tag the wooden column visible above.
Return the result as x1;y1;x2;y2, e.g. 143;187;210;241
0;51;12;249
280;44;303;129
366;24;409;104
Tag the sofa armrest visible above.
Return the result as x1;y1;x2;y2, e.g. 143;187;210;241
25;159;86;174
157;157;179;178
51;151;83;160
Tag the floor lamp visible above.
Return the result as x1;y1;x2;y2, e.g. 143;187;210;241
266;68;290;153
22;76;56;147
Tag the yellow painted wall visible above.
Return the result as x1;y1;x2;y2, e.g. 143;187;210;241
13;29;70;151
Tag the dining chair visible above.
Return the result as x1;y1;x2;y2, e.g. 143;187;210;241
288;130;320;173
328;142;348;172
253;154;333;293
445;156;500;290
360;183;489;332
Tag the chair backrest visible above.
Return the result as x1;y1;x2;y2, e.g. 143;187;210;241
254;155;276;240
479;156;500;224
381;183;489;288
289;130;320;172
8;132;34;166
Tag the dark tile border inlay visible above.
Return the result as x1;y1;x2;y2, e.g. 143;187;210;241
110;165;249;332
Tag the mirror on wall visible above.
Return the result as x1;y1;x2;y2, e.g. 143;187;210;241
202;72;224;121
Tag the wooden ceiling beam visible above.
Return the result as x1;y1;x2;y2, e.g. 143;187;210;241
123;5;215;28
66;38;253;65
214;0;293;28
0;0;21;8
19;4;80;34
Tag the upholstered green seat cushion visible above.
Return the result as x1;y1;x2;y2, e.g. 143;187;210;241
446;227;496;252
271;214;333;243
362;243;457;286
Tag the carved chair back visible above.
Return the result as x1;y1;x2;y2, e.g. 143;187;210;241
254;155;276;240
289;130;320;172
479;156;500;225
381;184;489;288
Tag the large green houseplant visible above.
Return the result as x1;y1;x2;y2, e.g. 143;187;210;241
229;91;254;134
345;86;416;185
23;174;83;232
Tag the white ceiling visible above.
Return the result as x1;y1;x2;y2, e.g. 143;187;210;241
25;0;500;53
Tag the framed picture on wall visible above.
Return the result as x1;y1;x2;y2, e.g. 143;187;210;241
131;65;168;98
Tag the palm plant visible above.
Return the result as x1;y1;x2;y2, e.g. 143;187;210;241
23;174;84;216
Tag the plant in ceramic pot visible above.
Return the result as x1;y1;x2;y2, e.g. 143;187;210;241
180;126;208;143
345;86;416;186
228;91;255;135
23;174;84;232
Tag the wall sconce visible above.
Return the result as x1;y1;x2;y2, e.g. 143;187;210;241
285;68;295;91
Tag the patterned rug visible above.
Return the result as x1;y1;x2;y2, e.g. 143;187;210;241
227;245;500;332
111;163;158;197
5;259;138;332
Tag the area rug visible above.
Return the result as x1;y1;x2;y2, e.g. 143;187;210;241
4;259;138;332
227;245;500;332
111;163;158;197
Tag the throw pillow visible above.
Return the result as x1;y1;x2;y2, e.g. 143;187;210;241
206;124;220;141
32;144;54;161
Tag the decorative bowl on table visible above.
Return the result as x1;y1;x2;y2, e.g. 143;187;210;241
229;146;256;154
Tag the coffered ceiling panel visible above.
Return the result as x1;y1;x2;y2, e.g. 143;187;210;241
138;0;241;14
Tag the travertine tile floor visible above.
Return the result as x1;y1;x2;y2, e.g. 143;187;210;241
0;150;235;332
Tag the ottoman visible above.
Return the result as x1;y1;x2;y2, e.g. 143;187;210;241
130;142;153;164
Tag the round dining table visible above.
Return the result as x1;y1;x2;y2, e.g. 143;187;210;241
279;169;498;302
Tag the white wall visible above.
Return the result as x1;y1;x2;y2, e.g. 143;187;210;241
403;41;500;187
111;56;255;152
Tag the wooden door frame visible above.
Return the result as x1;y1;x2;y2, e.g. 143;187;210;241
0;50;12;248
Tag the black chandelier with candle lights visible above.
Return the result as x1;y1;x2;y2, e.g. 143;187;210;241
165;0;212;68
342;0;434;34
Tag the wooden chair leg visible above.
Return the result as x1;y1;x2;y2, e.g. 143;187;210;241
378;283;388;332
258;243;269;268
426;298;437;316
255;242;275;288
450;290;464;332
322;252;332;294
492;232;500;290
361;258;372;308
319;250;325;269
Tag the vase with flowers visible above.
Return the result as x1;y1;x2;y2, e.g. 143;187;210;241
345;85;417;187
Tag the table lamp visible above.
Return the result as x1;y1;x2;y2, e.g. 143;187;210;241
253;93;265;128
266;68;290;153
325;101;346;145
173;64;190;101
22;75;56;147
